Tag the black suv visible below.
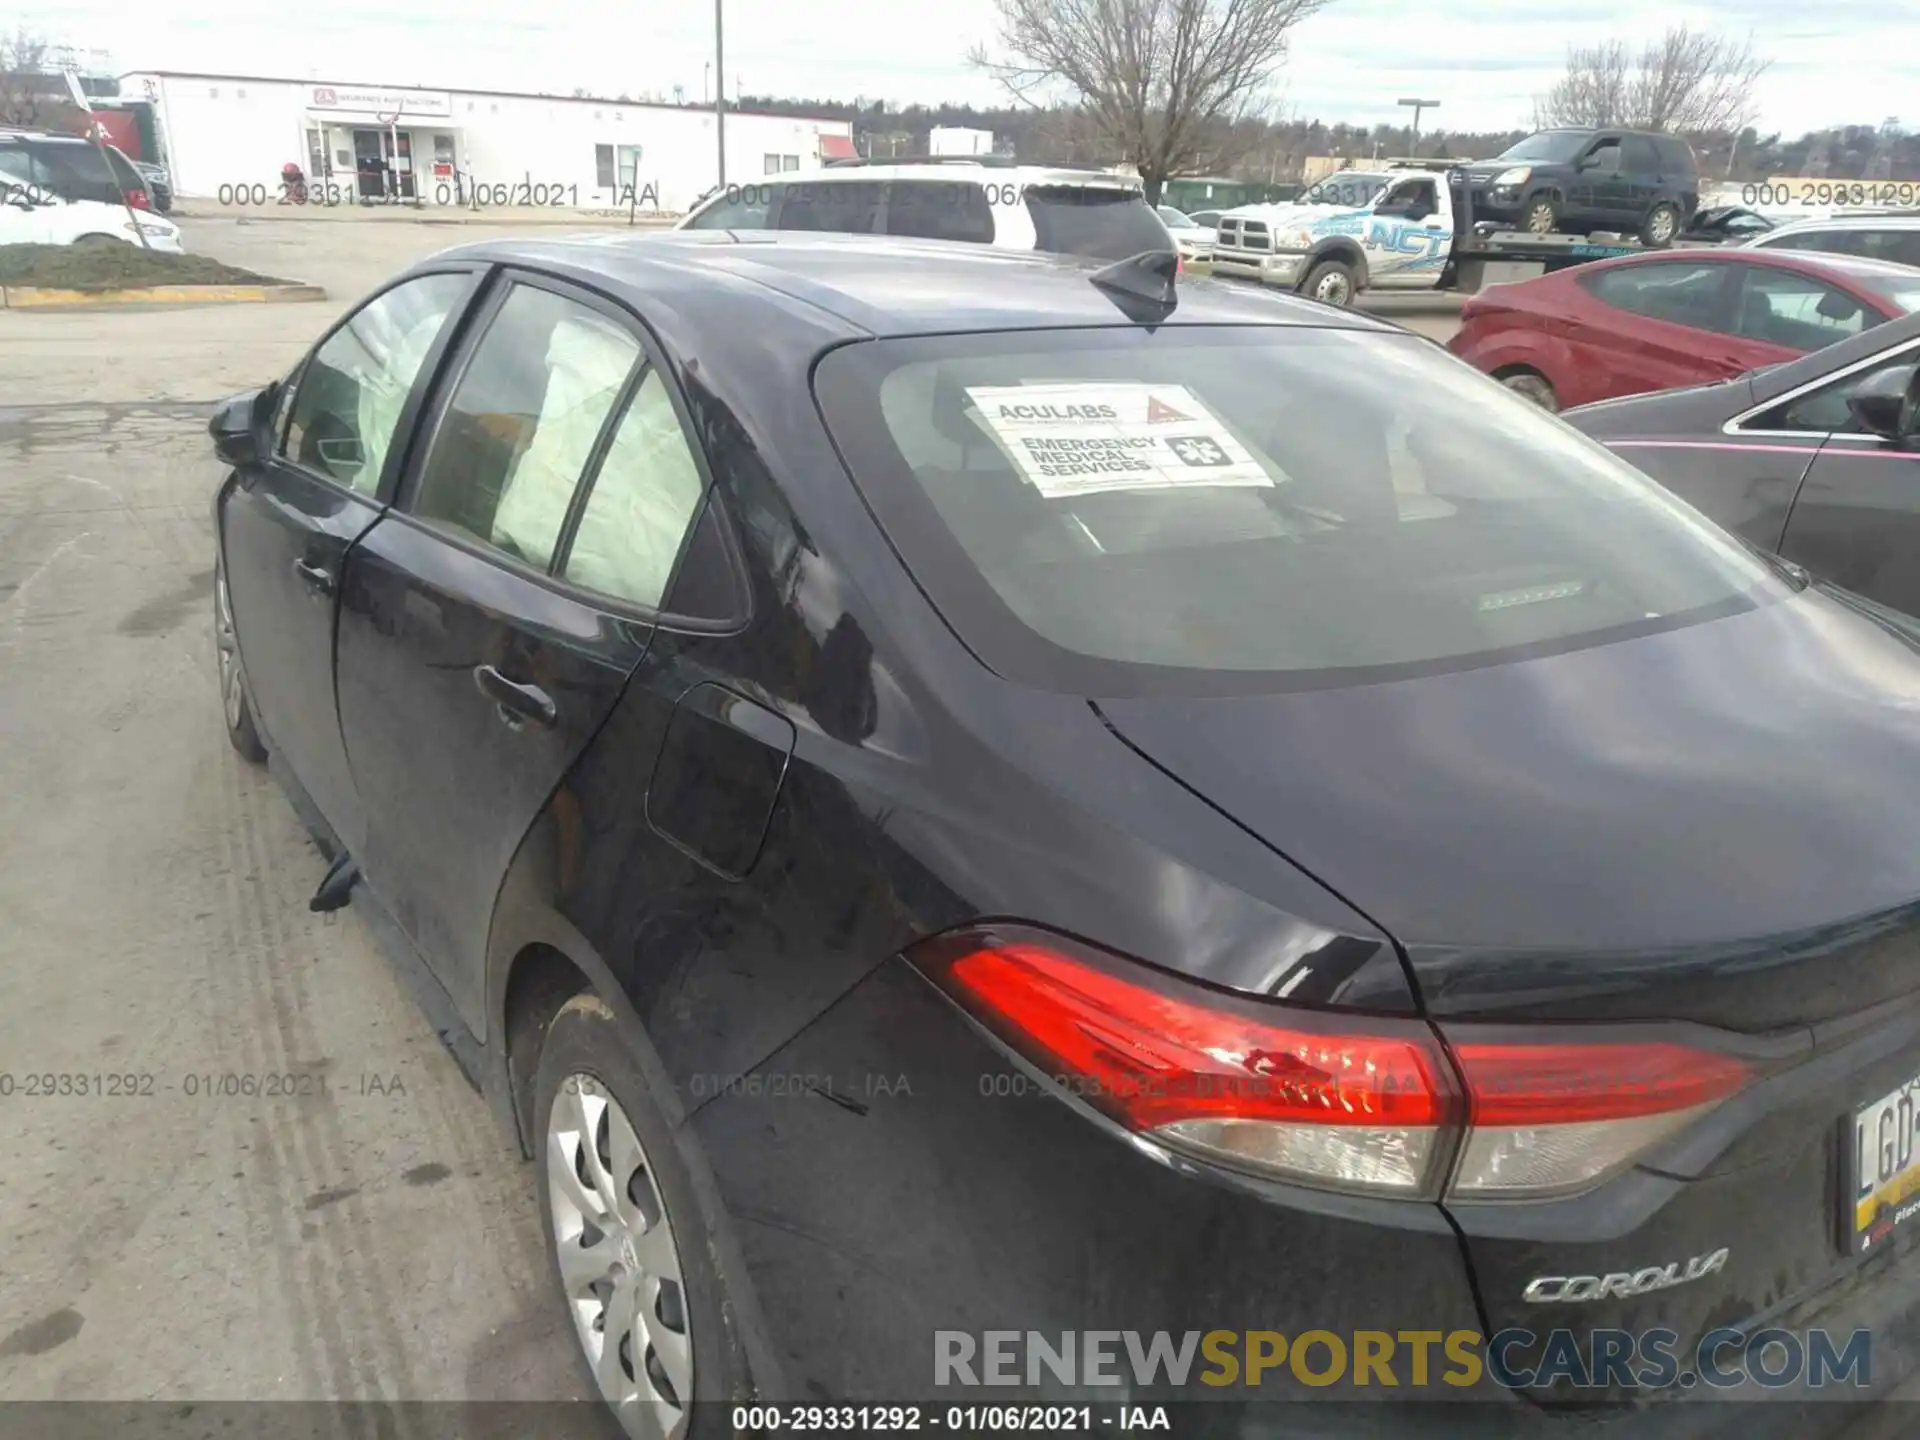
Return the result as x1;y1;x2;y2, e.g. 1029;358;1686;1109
1453;127;1698;245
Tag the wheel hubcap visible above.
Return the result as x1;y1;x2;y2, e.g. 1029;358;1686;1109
215;571;244;731
1527;206;1553;234
1316;273;1349;303
547;1075;692;1440
1651;210;1674;241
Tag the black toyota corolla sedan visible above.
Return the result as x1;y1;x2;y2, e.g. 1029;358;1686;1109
1565;310;1920;619
209;232;1920;1438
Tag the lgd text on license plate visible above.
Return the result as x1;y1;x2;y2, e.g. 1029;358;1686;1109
1853;1073;1920;1253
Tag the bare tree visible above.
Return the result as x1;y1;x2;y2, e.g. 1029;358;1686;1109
971;0;1331;203
2;24;62;128
1534;25;1769;136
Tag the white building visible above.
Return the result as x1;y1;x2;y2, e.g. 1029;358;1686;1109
118;72;856;213
928;126;996;158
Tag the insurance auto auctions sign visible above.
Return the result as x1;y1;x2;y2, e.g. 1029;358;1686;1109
965;383;1273;499
307;86;454;117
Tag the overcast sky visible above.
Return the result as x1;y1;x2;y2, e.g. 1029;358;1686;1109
14;0;1914;136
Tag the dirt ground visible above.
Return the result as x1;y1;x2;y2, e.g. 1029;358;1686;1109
0;242;285;290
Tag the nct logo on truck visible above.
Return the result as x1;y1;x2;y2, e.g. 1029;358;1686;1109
1523;1248;1729;1304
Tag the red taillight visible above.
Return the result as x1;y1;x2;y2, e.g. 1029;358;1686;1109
912;926;1752;1201
125;188;150;210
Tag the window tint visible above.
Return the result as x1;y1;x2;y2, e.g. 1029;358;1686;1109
1768;229;1870;257
18;140;120;203
283;273;469;493
1025;186;1168;259
885;181;994;244
1856;229;1920;268
1773;354;1920;433
1584;262;1728;329
1585;139;1623;173
685;184;775;230
410;285;640;568
1730;267;1871;349
813;327;1776;688
560;370;707;608
776;180;884;234
1622;136;1660;172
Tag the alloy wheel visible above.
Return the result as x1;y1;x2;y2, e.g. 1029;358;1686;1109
215;570;244;731
1648;207;1677;243
546;1074;693;1440
1525;201;1556;235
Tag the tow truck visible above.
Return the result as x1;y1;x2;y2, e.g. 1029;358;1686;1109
1210;159;1661;306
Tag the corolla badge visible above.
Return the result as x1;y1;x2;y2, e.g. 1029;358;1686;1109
1523;1247;1729;1304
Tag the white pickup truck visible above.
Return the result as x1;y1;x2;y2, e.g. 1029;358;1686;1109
1210;164;1652;306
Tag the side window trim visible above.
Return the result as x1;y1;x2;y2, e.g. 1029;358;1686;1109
388;263;749;630
274;263;486;500
1727;333;1920;438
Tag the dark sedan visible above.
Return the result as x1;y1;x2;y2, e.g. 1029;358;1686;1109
210;232;1920;1434
1450;248;1920;411
1566;310;1920;617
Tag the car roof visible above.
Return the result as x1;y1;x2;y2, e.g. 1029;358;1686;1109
724;162;1141;190
432;230;1402;340
1762;212;1920;233
1582;246;1920;287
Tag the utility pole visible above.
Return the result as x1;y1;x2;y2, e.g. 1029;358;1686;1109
1398;97;1440;156
714;0;726;188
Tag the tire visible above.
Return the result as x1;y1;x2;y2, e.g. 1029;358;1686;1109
1300;258;1358;307
214;561;267;764
534;992;745;1440
1522;195;1559;236
1641;202;1680;247
1499;370;1560;413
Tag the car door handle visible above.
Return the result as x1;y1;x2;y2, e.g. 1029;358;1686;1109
473;665;557;730
292;558;334;596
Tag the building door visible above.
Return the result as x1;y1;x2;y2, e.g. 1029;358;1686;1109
353;128;389;199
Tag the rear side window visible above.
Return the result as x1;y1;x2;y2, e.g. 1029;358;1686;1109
775;180;884;234
1024;186;1168;259
412;285;641;569
1622;136;1660;173
1656;137;1696;174
1583;262;1730;329
1766;229;1870;257
885;181;994;245
812;327;1778;693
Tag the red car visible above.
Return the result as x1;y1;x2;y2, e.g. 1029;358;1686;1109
1448;248;1920;411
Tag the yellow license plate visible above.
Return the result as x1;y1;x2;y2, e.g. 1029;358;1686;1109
1852;1075;1920;1253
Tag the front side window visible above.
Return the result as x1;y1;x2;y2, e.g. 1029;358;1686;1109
560;369;707;608
283;272;470;493
409;285;640;568
813;327;1780;692
1583;138;1623;173
1584;262;1730;330
685;184;777;230
1765;350;1920;433
1730;267;1872;349
1300;171;1391;207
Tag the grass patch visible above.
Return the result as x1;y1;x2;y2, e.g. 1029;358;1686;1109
0;243;288;291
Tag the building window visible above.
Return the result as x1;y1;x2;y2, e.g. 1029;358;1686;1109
595;144;615;189
764;154;781;175
306;127;325;176
782;155;800;172
208;87;219;98
617;145;642;193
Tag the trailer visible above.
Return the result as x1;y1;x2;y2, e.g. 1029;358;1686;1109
1209;159;1659;306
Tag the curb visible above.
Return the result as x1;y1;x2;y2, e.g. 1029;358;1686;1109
0;282;328;309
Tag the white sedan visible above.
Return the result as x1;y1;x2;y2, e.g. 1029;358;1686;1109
0;187;184;253
1156;204;1216;264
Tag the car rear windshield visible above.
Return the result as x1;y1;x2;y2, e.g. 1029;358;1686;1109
1024;186;1168;259
812;326;1784;696
1498;131;1590;164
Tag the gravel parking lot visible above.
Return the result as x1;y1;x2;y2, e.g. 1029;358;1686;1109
0;212;1462;1407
